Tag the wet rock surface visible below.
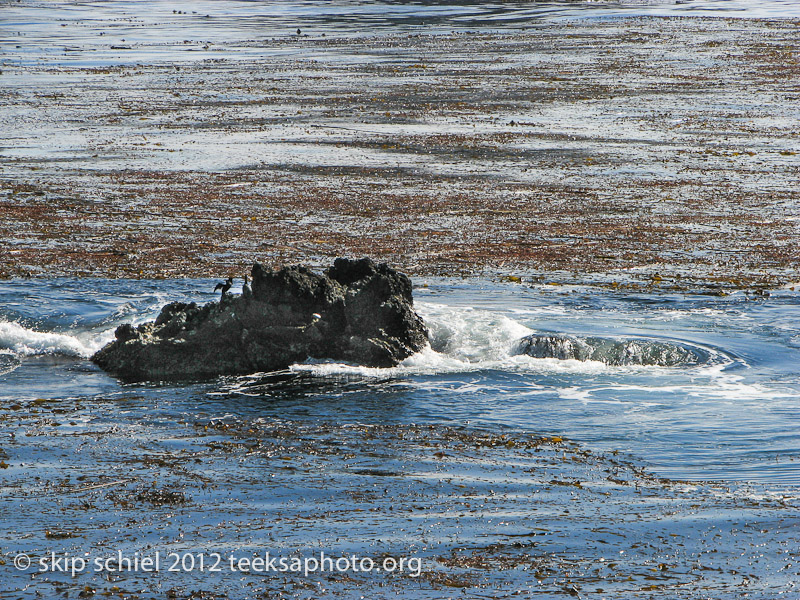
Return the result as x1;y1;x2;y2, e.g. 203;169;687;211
92;258;428;381
514;334;710;367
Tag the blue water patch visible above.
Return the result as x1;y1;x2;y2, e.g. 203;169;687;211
3;0;800;68
1;276;799;486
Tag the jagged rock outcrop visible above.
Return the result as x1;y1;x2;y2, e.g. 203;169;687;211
92;258;429;381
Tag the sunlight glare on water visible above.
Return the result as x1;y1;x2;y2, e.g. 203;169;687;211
1;277;799;486
3;0;800;68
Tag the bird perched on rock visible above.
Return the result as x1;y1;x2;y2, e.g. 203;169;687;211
242;274;252;299
214;277;233;297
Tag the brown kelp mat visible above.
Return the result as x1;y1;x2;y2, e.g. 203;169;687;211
1;392;798;598
2;17;800;293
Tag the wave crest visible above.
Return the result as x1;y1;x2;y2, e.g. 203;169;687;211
0;320;103;358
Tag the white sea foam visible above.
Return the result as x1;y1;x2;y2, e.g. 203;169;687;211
419;302;533;362
0;297;740;386
0;320;112;358
288;302;744;379
0;350;21;376
288;303;530;378
289;304;622;378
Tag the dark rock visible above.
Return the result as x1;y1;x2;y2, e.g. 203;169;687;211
114;323;137;342
513;334;709;367
92;258;429;381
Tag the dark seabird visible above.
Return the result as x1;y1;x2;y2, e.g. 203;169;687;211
214;277;233;297
242;274;252;299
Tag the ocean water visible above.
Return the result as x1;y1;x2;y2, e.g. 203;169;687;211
3;0;800;69
4;277;800;597
2;277;799;486
3;2;800;596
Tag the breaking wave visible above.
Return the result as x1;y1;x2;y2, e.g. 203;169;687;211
286;302;732;378
0;319;111;359
0;300;733;381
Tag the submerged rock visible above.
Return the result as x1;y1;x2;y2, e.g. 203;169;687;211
92;258;429;381
514;334;709;367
